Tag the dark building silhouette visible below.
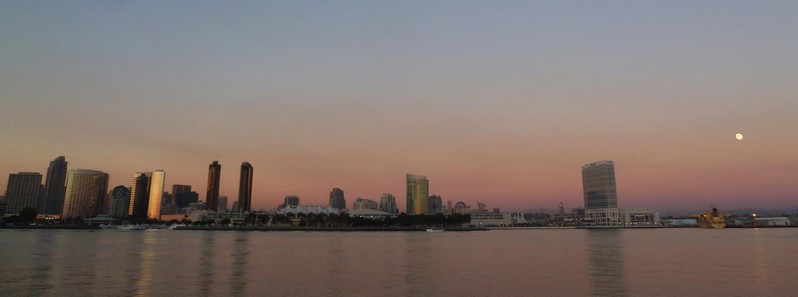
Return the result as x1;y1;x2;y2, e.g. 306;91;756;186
110;185;130;218
5;172;42;214
172;184;192;208
329;188;345;210
281;195;299;209
206;161;221;212
40;156;68;215
129;172;151;218
238;162;253;212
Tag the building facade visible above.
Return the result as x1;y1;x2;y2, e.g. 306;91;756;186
581;160;620;225
238;162;253;212
353;197;378;210
379;193;398;214
40;156;68;215
4;172;42;214
146;170;165;220
129;172;152;218
282;195;300;209
110;185;130;218
172;184;192;208
62;169;109;218
406;174;429;215
329;188;346;210
428;194;443;214
206;161;221;213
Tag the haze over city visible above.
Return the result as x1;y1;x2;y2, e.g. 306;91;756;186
2;1;796;213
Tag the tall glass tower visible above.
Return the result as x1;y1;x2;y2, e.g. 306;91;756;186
206;161;221;212
581;160;620;225
41;156;68;215
406;174;429;215
147;170;166;220
238;162;253;212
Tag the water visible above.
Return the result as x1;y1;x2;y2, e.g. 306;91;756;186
1;228;796;296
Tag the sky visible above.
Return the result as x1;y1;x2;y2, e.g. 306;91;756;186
1;1;797;214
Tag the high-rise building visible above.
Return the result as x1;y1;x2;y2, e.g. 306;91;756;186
428;194;443;214
146;170;165;220
353;197;378;210
110;185;130;218
406;174;429;215
218;195;228;212
379;193;397;214
582;160;620;225
62;169;109;218
206;161;221;212
129;172;152;218
282;195;299;208
238;162;253;212
172;184;192;208
4;172;42;214
329;188;346;210
40;156;68;215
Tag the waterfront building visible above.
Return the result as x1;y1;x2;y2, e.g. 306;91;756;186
62;169;109;218
581;160;621;225
218;195;228;212
621;208;660;226
428;195;443;214
40;156;68;215
110;185;130;218
231;201;239;213
180;192;199;209
348;208;394;220
453;201;469;214
4;172;42;214
206;161;221;213
146;170;165;220
238;162;253;212
281;195;300;209
406;174;429;215
329;188;346;210
353;197;378;210
379;193;398;214
129;172;152;218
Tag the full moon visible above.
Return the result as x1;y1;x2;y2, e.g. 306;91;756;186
735;133;743;140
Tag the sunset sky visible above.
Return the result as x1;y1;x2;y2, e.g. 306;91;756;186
1;1;796;213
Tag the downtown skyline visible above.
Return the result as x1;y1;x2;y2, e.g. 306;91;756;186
1;1;797;213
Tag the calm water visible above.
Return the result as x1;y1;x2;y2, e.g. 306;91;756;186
1;228;796;296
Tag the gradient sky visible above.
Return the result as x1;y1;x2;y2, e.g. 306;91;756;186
1;1;796;214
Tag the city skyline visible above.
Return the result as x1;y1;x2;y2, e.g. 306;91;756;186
1;1;797;213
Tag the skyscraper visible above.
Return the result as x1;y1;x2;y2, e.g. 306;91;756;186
238;162;253;212
40;156;67;215
110;185;130;218
129;172;152;218
406;174;429;215
206;161;221;212
172;184;192;208
4;172;42;214
428;194;443;214
582;160;620;225
329;188;345;210
353;197;378;210
62;169;109;218
147;170;165;220
379;193;398;214
218;195;228;212
282;195;299;208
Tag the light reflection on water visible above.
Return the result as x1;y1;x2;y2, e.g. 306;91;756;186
1;228;796;296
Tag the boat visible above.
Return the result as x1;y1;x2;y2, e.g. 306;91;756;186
697;207;726;229
426;228;444;233
117;224;147;231
168;223;187;230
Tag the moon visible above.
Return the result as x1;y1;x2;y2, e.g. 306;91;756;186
735;133;743;141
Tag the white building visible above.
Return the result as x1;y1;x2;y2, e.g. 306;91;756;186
621;208;661;225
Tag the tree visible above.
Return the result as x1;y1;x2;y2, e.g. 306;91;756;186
220;218;231;225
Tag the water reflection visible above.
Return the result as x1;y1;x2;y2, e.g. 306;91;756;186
134;231;157;296
586;230;628;297
27;230;56;293
198;231;215;296
229;232;250;296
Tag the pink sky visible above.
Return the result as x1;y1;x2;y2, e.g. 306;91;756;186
1;2;796;213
